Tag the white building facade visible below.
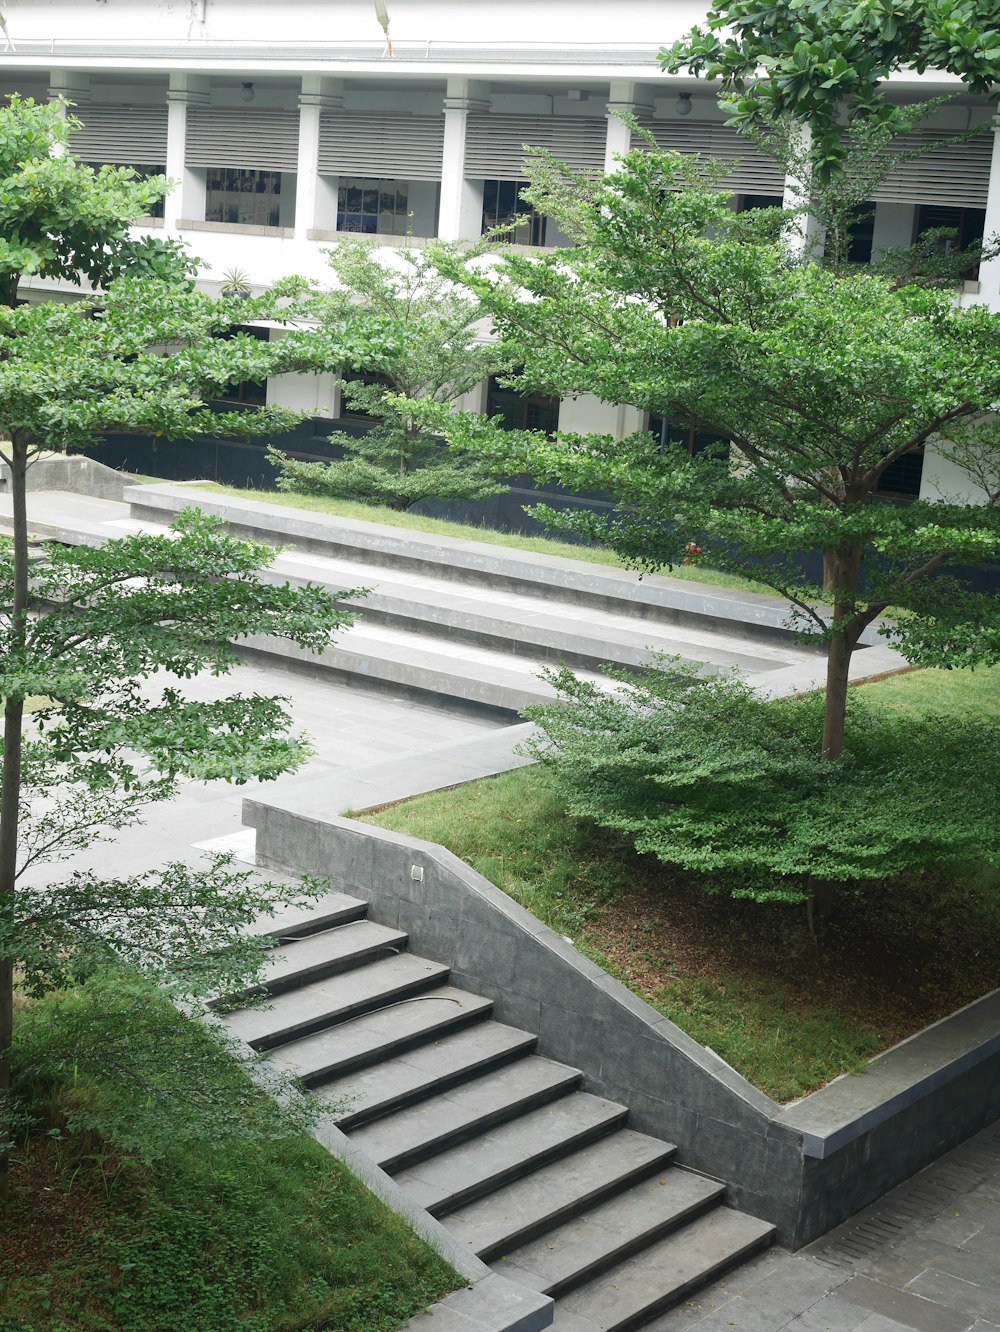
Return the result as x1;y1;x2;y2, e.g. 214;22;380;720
2;0;998;503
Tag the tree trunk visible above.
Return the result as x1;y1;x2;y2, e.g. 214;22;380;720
0;433;30;1201
820;544;864;761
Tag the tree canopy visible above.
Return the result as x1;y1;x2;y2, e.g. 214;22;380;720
270;237;510;510
425;148;1000;759
660;0;1000;179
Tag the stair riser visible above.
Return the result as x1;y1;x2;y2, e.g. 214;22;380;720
429;1111;629;1220
472;1150;678;1263
258;936;407;996
250;974;450;1051
260;904;367;941
295;1002;498;1085
602;1233;775;1332
331;1035;538;1129
543;1193;727;1302
232;640;523;723
370;1074;583;1173
347;603;664;676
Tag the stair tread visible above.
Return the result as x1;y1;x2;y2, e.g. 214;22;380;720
320;1021;536;1125
268;985;494;1081
259;920;407;988
248;889;367;940
221;953;449;1048
347;1055;582;1169
444;1129;678;1260
394;1092;628;1216
558;1207;776;1328
490;1169;726;1296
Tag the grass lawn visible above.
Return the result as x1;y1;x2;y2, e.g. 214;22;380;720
0;980;460;1332
365;666;1000;1103
198;480;774;597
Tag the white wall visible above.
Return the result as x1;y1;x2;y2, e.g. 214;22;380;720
920;440;993;505
557;394;625;437
871;202;915;255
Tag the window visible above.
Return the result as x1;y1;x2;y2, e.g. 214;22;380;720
338;370;393;421
205;169;282;228
846;204;875;264
875;448;924;500
914;205;986;276
337;178;410;235
736;194;784;212
215;325;269;407
87;162;165;219
481;180;546;247
648;415;727;457
487;376;558;433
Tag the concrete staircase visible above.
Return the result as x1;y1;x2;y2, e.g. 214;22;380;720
222;886;776;1331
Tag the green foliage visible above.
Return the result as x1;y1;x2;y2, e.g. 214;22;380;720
523;662;1000;902
0;507;362;886
9;973;312;1160
270;236;510;509
425;146;1000;756
1;976;459;1330
660;0;1000;180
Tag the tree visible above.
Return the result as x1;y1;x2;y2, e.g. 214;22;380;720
660;0;1000;181
0;99;375;1197
269;237;511;510
425;148;1000;760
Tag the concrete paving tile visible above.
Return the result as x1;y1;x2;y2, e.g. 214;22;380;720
853;1316;947;1332
837;1274;977;1332
783;1294;872;1329
906;1269;1000;1323
739;1258;852;1322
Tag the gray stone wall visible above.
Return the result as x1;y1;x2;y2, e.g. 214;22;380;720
244;800;1000;1248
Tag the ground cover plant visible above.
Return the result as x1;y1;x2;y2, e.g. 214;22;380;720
366;666;1000;1102
0;973;459;1332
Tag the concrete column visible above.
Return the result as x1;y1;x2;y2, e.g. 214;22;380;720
782;123;825;260
604;79;651;173
295;75;343;241
48;70;91;114
165;73;210;232
439;77;489;242
976;114;1000;311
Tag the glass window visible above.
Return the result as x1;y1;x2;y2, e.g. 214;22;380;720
648;415;728;457
337;177;410;235
486;375;558;433
86;161;165;219
205;168;282;228
914;204;987;277
481;180;547;247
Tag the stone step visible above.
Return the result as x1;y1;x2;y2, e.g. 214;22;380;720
489;1169;727;1299
319;1021;537;1128
248;889;369;942
254;919;408;993
268;985;495;1084
347;1056;584;1172
557;1207;777;1330
394;1092;629;1218
444;1131;680;1262
221;953;450;1050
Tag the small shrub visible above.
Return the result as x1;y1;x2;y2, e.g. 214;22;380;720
525;662;1000;904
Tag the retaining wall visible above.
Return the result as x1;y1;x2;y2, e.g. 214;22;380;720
244;799;1000;1248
